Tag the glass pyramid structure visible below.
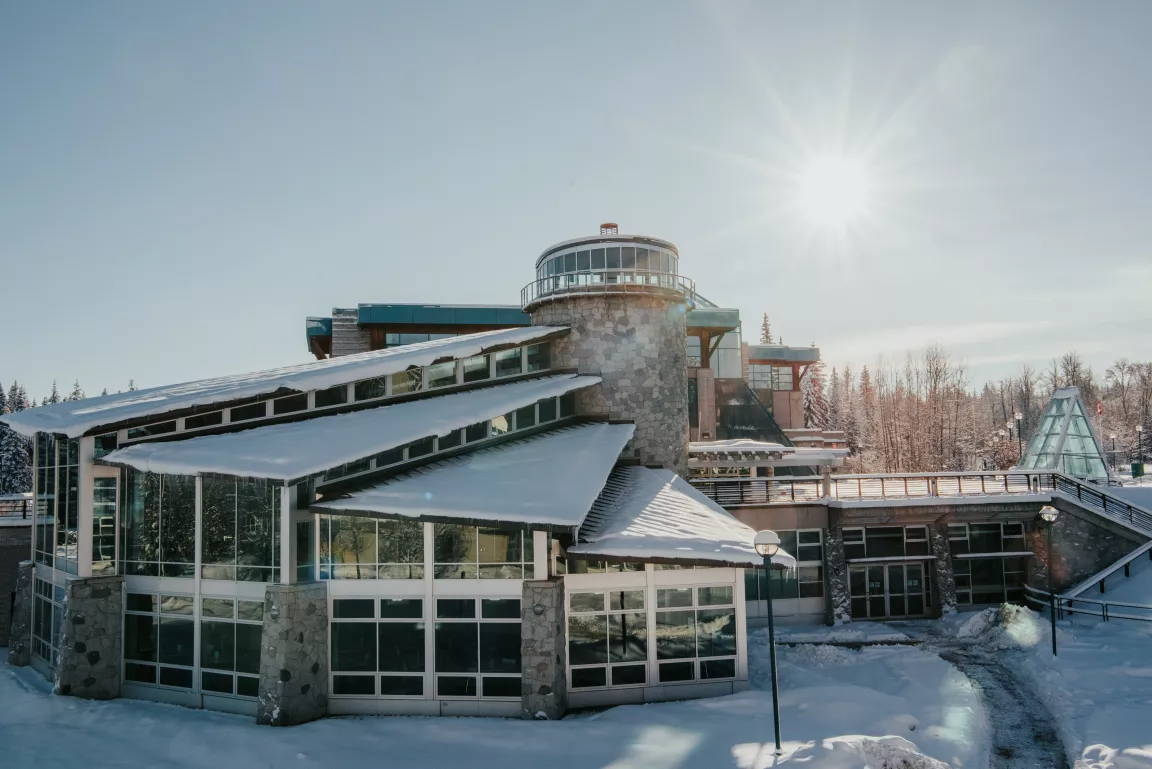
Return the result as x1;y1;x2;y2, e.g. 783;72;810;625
1018;387;1108;479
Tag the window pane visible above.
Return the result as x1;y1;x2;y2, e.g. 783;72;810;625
437;676;477;697
527;343;551;373
333;675;375;695
514;405;536;430
700;658;736;680
200;621;235;671
237;676;259;697
559;392;576;417
571;667;606;689
201;671;234;694
331;516;376;579
969;524;1002;554
124;614;157;662
465;422;488;443
608;612;647;662
482;599;520;619
237;600;263;622
332;622;377;672
697;586;733;606
159;667;193;689
610;590;644;611
407;436;434;458
570;592;605;613
866;527;905;558
315;385;348;408
391;369;422;395
158;617;195;666
428;361;456;389
462;355;490;383
230;402;266;422
655;610;696;659
374;446;405;467
658;661;694;682
126;593;155;613
185;411;223;430
482;676;520;698
160;476;196;568
434;524;477;565
380;676;424;696
494;348;522;378
236;623;262;675
201;598;234;619
478;528;521;563
380;598;423;619
435;622;479;672
480;623;521;673
378;622;425;672
697;609;736;657
611;664;646;686
354;378;387;401
567;615;608;665
333;599;375;619
657;588;693;609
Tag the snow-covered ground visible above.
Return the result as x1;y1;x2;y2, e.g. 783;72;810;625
0;632;986;769
924;607;1152;769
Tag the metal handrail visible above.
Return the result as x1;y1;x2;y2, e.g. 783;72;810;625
0;497;31;519
520;269;695;310
1024;583;1152;624
1064;539;1152;598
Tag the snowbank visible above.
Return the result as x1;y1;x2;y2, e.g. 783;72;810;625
0;638;986;769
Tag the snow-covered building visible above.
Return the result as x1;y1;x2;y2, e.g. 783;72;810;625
2;226;793;724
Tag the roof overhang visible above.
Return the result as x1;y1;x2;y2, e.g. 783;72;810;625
310;423;636;529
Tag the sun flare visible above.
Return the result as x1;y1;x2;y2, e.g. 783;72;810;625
798;156;871;227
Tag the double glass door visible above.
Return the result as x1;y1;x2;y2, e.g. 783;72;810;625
849;563;929;619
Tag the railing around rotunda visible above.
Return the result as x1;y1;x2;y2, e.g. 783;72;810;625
521;269;695;310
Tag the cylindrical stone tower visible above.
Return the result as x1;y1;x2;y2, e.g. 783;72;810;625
522;224;692;475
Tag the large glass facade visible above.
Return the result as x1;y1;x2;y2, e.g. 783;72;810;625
433;524;534;579
318;515;424;579
200;475;280;582
121;470;197;577
92;476;118;575
1019;390;1108;478
949;522;1030;605
31;577;63;667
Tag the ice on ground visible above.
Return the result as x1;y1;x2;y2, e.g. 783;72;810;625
0;637;986;769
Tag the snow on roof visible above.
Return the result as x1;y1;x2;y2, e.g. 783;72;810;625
0;326;565;439
689;439;794;455
100;374;599;481
311;422;635;528
568;466;796;568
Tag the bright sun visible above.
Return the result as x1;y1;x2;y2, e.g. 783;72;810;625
798;156;870;227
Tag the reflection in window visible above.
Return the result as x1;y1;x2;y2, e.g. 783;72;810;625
318;515;424;580
433;524;534;579
200;476;280;582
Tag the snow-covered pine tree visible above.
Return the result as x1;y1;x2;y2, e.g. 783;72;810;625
44;381;60;404
801;361;829;429
128;379;137;392
0;381;34;494
827;367;843;430
66;380;85;402
759;313;773;344
101;388;108;396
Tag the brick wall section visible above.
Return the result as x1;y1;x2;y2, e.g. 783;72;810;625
521;578;566;719
56;574;123;699
530;294;689;475
6;560;32;664
930;524;958;616
258;582;329;726
331;308;370;358
0;524;32;643
1028;501;1147;592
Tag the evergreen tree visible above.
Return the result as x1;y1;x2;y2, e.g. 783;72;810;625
827;367;843;430
128;379;137;392
0;381;34;494
801;361;829;429
101;388;108;396
759;313;773;344
65;379;85;402
44;380;61;405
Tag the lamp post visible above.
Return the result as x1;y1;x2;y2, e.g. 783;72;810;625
1039;505;1059;656
1138;424;1145;464
1015;411;1024;458
1111;434;1117;472
754;530;783;755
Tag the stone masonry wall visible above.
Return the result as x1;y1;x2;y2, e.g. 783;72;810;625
1028;503;1146;592
521;578;566;719
55;574;123;699
824;532;850;625
531;294;689;475
6;559;33;665
0;524;32;644
258;582;329;726
930;524;958;616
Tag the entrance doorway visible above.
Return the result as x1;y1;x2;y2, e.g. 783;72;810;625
849;563;931;619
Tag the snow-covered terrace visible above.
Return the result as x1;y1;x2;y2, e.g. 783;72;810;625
0;326;566;439
98;374;598;482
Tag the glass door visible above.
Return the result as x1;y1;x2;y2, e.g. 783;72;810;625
849;563;929;619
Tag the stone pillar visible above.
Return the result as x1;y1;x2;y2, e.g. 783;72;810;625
930;524;957;616
521;578;566;720
258;582;328;726
824;532;851;625
7;560;33;666
696;367;717;441
55;574;123;699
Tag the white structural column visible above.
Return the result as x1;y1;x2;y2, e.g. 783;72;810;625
76;436;95;577
533;531;548;579
279;485;293;585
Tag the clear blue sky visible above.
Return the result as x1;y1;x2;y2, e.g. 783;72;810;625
2;1;1150;400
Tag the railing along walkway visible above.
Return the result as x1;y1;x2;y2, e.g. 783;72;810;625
0;496;32;519
1024;583;1152;624
691;471;1152;538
